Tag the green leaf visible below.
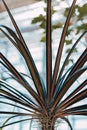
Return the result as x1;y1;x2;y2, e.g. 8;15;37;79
65;59;74;66
41;36;46;42
32;14;45;24
66;48;77;53
64;8;76;18
65;39;72;45
44;7;56;15
78;4;87;18
52;23;63;30
76;23;87;34
40;21;46;29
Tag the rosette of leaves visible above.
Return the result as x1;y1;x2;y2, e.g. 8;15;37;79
0;0;87;130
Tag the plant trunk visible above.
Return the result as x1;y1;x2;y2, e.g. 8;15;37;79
39;113;56;130
41;118;55;130
42;125;54;130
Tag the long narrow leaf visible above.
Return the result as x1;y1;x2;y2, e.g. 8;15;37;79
59;89;87;111
0;101;34;113
0;83;38;108
57;31;87;85
67;48;87;76
0;80;38;107
51;0;77;96
2;0;45;100
46;0;52;102
51;68;86;111
0;53;47;113
53;65;74;98
0;111;35;116
0;89;38;110
1;118;36;128
58;80;87;109
1;25;45;101
0;28;20;52
2;115;19;127
2;0;27;49
61;117;73;130
53;48;87;102
65;105;87;112
68;111;87;116
55;111;87;117
0;93;40;112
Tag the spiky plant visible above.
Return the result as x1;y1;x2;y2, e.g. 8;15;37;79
0;0;87;130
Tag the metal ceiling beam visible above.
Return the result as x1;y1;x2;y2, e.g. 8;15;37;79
0;0;36;12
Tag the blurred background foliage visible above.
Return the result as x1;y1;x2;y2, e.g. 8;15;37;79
31;0;87;65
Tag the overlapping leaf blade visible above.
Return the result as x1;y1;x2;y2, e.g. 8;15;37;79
57;31;87;85
51;0;77;96
52;67;87;111
1;0;46;101
0;53;47;113
0;0;87;129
